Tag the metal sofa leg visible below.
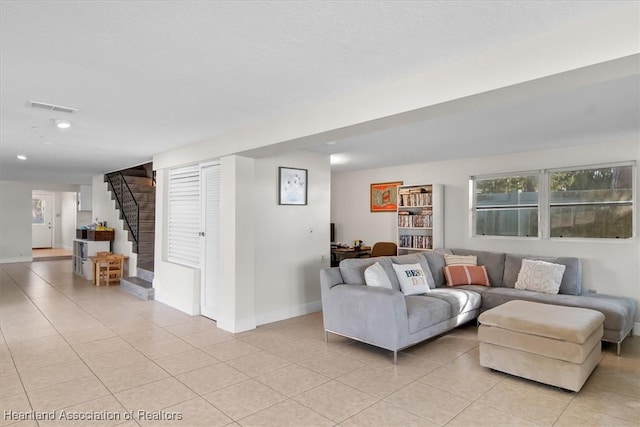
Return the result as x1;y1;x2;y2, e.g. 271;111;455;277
324;330;329;342
393;350;397;365
617;341;621;356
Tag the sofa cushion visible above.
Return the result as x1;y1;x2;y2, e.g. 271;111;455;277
503;254;581;295
364;262;393;289
428;288;482;315
479;287;633;337
339;257;400;291
450;249;506;287
444;254;477;266
444;265;491;287
423;251;447;288
514;259;565;294
392;263;431;295
405;295;452;334
391;253;435;288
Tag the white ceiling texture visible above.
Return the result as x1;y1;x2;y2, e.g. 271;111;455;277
1;1;638;184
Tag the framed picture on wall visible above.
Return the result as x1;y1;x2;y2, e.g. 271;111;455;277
278;167;308;205
370;181;403;212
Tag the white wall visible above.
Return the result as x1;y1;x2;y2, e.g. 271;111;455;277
331;139;640;322
92;175;136;275
0;181;79;263
153;150;331;331
253;151;331;325
60;192;78;250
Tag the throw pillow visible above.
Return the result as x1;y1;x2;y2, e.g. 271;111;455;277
392;263;431;296
364;262;393;289
444;254;478;266
443;265;491;286
515;259;566;294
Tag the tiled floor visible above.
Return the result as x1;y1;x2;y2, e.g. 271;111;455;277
1;260;638;427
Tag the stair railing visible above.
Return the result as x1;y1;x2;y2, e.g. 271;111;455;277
106;172;140;253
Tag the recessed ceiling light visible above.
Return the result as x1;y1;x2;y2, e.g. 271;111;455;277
17;155;27;160
324;141;337;146
53;119;71;129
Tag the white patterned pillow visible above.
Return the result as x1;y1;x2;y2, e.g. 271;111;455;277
364;262;393;289
392;263;431;296
515;259;566;294
444;254;477;266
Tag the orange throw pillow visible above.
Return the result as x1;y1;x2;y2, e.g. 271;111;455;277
443;265;491;286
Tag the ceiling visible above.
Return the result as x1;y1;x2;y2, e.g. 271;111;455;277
1;1;638;184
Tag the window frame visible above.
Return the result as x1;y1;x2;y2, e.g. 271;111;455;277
470;161;636;241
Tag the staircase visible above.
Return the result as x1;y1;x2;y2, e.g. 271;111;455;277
105;164;155;300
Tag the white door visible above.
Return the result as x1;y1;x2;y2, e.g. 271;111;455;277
200;163;221;320
32;192;53;248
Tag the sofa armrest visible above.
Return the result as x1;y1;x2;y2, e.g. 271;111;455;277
320;268;409;351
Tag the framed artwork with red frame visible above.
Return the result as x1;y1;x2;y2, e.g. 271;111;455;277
370;181;403;212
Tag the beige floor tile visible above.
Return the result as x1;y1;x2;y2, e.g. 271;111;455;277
96;360;170;393
121;328;175;347
135;337;196;360
255;364;330;397
19;359;93;391
72;336;134;358
238;330;293;350
202;339;261;362
12;346;80;372
446;401;541;427
226;350;290;377
385;380;471;425
38;395;128;427
154;348;219;375
176;363;248;395
108;318;159;335
0;392;32;427
26;375;109;412
336;365;414;399
137;397;232;427
580;363;640;398
2;325;60;344
564;388;640;423
419;362;501;399
60;326;117;345
180;330;233;348
293;380;378;423
164;319;218;337
83;348;149;375
239;399;334;427
341;400;438;427
0;372;24;397
263;338;329;362
6;334;69;357
401;339;467;364
480;376;573;425
328;340;394;365
115;377;197;413
0;353;18;377
386;353;442;380
297;350;365;379
202;379;287;420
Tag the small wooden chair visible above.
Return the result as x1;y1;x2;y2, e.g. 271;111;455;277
97;254;124;286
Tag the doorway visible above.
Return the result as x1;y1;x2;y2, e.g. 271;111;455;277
32;192;53;248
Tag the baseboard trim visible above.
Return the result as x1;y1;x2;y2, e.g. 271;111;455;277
0;256;33;264
634;322;640;336
256;301;322;326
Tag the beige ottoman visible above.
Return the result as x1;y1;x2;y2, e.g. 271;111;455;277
478;300;604;392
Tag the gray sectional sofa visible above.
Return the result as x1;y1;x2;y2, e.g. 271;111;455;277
320;249;636;363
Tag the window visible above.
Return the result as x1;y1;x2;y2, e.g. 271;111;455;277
167;165;200;267
473;174;539;237
549;164;633;239
471;162;635;240
32;198;45;224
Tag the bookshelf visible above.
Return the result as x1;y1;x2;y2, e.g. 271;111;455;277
397;184;443;254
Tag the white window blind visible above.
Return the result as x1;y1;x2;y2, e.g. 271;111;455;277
168;165;200;267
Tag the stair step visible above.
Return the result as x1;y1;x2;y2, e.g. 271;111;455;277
120;277;154;301
137;267;154;281
124;176;153;186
